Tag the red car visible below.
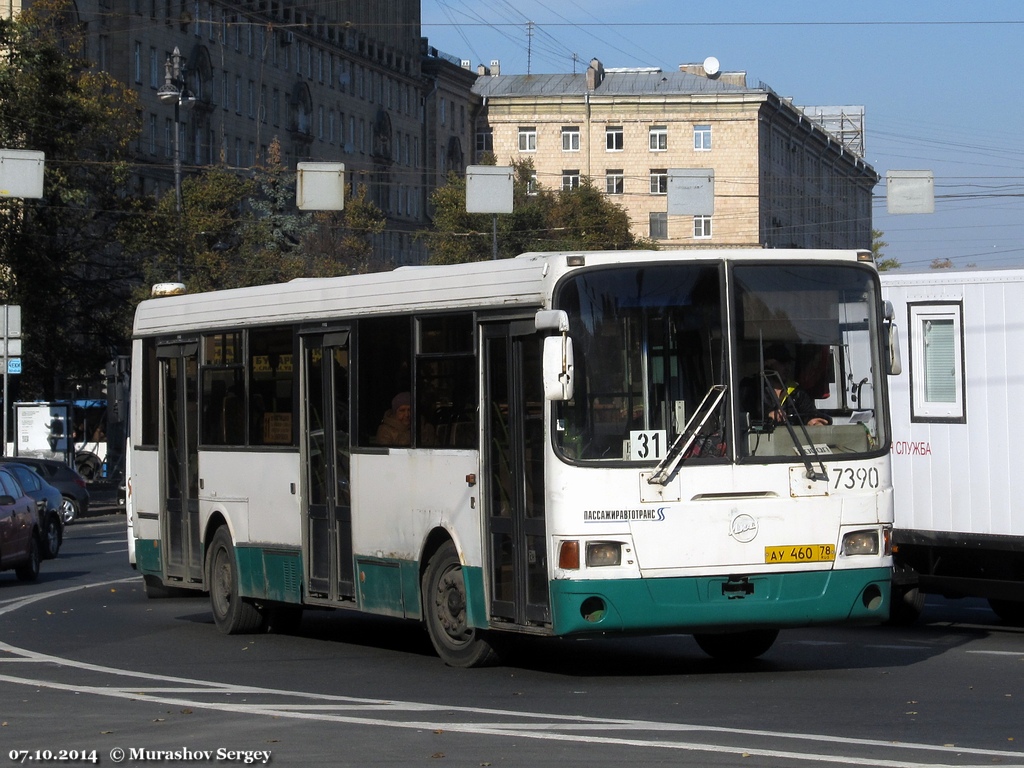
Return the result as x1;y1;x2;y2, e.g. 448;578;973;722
0;467;42;581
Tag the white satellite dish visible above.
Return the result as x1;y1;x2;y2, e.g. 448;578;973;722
703;56;721;77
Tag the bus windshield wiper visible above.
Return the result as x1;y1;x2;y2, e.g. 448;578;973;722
761;373;828;483
647;385;727;486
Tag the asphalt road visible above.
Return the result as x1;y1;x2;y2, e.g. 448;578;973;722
1;511;1022;768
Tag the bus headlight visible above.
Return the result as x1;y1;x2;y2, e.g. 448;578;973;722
842;530;879;556
586;542;622;567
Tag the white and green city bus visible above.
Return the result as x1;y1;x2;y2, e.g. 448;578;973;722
128;249;897;666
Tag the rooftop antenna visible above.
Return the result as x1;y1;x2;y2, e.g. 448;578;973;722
572;52;580;74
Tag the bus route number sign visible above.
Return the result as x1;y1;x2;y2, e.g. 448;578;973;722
629;430;667;460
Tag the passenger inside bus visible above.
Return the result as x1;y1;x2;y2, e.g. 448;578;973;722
375;392;412;446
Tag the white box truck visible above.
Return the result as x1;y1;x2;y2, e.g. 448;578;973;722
882;268;1024;623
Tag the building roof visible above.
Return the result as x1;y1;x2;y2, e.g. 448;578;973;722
473;69;757;99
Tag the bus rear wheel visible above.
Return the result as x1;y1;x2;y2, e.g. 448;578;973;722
693;629;779;661
207;527;264;634
423;541;499;668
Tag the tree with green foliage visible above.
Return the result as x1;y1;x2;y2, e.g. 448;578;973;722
872;229;900;271
121;139;388;296
296;184;387;276
423;160;652;264
424;159;550;263
237;139;318;286
0;0;141;399
544;179;638;251
118;166;256;299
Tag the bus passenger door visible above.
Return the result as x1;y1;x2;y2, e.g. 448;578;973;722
157;343;203;584
483;323;550;628
302;331;353;601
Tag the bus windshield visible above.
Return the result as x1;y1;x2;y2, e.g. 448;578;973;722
553;261;886;464
734;263;886;460
554;264;726;462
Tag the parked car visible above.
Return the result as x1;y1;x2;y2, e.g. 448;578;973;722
1;462;63;558
0;466;41;581
0;457;90;524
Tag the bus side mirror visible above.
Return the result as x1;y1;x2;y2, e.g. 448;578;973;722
543;335;574;401
887;324;902;376
884;300;902;375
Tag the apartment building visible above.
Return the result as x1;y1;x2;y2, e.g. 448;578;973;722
6;0;478;266
473;58;878;250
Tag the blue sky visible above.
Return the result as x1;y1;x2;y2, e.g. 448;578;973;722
421;0;1024;271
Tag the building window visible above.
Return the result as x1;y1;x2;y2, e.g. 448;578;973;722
476;130;493;154
561;126;580;152
606;125;623;151
97;35;109;70
605;169;624;195
650;169;668;195
518;126;537;152
561;170;580;191
649;212;668;240
134;42;143;83
149;47;159;88
164;118;173;158
909;303;965;422
693;215;713;239
649;125;667;151
694;124;712;151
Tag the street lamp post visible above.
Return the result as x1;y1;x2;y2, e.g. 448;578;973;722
157;47;194;281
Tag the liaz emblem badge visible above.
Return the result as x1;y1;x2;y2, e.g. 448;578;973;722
729;513;758;543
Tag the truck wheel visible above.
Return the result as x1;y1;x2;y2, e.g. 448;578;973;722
888;585;925;626
988;599;1024;626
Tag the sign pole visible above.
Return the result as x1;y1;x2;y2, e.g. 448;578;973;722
1;305;22;457
3;305;8;456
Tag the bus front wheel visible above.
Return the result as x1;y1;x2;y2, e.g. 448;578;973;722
422;541;499;668
207;527;265;634
693;629;779;661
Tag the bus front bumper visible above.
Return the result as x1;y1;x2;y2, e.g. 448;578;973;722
548;567;890;636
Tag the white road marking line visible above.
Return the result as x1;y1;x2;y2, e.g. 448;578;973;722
2;578;1022;768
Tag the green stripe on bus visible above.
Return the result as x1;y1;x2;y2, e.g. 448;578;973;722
548;567;891;636
135;538;162;576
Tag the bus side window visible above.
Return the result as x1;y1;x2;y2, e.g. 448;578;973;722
357;317;413;447
416;314;476;449
249;327;297;446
